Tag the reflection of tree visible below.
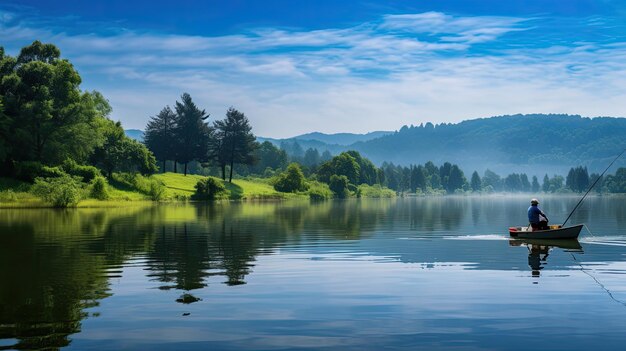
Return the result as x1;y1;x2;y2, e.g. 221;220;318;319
0;219;111;350
146;224;212;293
215;222;257;286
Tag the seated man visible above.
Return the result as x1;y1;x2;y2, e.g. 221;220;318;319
528;198;549;230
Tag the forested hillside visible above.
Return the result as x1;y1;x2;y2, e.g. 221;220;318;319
353;114;626;175
266;114;626;176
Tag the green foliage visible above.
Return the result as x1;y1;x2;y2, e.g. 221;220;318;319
31;175;83;207
247;141;288;175
470;171;482;192
352;114;626;173
173;93;213;175
604;168;626;193
144;106;177;172
358;184;396;198
213;107;259;181
307;181;332;200
148;179;166;201
329;174;349;198
566;166;590;193
317;152;361;184
273;163;309;193
62;158;101;182
89;176;109;200
14;161;67;181
193;177;227;200
1;41;101;165
0;189;18;202
91;119;158;177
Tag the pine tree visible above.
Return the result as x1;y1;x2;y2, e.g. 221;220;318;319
144;106;176;172
213;107;259;182
173;93;212;176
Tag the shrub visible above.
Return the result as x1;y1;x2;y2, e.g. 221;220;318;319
307;180;332;200
14;161;44;182
62;159;101;182
273;163;309;193
358;184;396;198
149;179;166;201
193;177;227;200
15;162;67;181
0;190;18;202
32;175;83;207
329;174;349;198
89;176;109;200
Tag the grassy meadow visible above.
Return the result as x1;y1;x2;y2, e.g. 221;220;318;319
0;172;338;208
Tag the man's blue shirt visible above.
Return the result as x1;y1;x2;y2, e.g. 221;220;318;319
528;205;543;223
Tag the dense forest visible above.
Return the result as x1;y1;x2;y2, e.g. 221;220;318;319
263;115;626;176
1;41;625;207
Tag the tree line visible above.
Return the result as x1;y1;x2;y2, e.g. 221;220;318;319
144;96;257;181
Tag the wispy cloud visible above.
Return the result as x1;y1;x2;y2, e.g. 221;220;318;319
1;8;625;137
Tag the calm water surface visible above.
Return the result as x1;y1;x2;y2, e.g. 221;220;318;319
1;196;626;350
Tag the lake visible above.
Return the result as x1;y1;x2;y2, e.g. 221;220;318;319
1;196;626;350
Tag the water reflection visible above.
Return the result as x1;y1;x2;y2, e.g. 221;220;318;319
0;197;625;350
509;239;583;276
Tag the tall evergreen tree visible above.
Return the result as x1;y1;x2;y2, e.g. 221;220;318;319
470;171;482;192
542;174;550;193
144;106;177;172
213;107;259;182
531;175;540;193
173;93;212;176
448;165;467;192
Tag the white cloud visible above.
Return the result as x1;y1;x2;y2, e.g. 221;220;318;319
1;8;626;137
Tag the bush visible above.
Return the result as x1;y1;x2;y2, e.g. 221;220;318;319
307;180;332;200
89;176;109;200
329;174;349;198
32;175;83;207
62;159;101;182
0;189;18;202
15;162;66;181
358;184;396;198
193;177;227;200
149;179;166;201
273;163;309;193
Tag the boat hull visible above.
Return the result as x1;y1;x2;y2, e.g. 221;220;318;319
508;224;583;239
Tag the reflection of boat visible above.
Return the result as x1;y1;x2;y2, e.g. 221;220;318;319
509;238;583;277
508;224;583;239
509;238;582;251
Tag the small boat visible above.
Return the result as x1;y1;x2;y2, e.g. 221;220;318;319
508;224;583;239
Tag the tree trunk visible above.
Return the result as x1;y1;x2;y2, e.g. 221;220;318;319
221;163;226;180
174;161;177;173
162;159;166;173
184;163;188;176
229;160;234;183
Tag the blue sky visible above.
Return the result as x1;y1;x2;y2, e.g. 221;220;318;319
2;0;626;137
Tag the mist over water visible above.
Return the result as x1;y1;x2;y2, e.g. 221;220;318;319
1;196;625;350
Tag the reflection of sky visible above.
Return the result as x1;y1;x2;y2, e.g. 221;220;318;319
73;251;626;350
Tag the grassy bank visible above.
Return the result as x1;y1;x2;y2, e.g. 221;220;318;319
0;172;313;208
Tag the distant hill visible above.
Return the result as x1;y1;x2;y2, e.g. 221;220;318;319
125;129;144;142
351;114;626;176
292;131;392;145
128;115;626;176
257;131;392;155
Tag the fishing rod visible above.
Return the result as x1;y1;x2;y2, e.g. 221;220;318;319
562;148;626;226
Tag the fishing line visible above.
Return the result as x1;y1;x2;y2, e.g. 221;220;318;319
570;253;626;308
